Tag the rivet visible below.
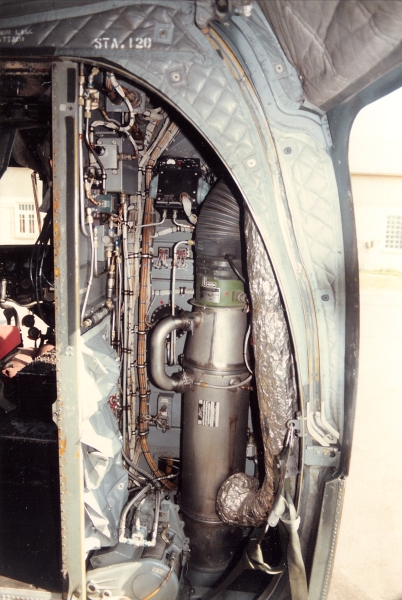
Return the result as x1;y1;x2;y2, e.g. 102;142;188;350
275;64;284;74
246;158;256;168
284;147;291;154
321;294;330;301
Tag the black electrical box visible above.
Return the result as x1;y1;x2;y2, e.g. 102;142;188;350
155;156;200;215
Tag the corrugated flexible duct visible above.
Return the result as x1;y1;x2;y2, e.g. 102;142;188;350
216;209;297;526
195;179;243;259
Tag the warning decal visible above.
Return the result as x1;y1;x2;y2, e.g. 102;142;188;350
198;399;219;427
200;286;220;303
200;277;220;303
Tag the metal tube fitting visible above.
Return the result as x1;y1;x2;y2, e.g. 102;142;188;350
150;311;202;392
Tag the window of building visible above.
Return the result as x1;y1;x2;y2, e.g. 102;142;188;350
385;214;402;249
16;202;36;236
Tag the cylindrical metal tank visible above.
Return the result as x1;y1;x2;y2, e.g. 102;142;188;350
179;181;249;583
181;306;250;521
180;306;249;581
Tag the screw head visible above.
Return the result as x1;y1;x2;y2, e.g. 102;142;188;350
275;64;284;74
247;157;256;168
284;147;292;154
321;294;330;301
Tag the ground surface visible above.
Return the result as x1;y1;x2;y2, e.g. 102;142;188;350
328;272;402;600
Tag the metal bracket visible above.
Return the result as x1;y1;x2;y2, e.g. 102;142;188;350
287;415;305;436
285;453;299;478
304;445;340;468
195;0;253;30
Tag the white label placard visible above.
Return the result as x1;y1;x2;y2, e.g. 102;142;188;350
198;399;219;427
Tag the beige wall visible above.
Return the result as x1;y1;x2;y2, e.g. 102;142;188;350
351;173;402;272
0;167;41;244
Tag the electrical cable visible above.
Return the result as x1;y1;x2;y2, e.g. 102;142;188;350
122;450;156;482
118;483;152;542
85;117;106;193
80;217;95;326
244;324;253;374
38;245;54;290
29;207;53;323
225;253;246;284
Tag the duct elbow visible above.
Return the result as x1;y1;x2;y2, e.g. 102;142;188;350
150;311;202;392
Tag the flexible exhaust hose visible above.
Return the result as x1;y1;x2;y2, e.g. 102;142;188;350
216;209;297;527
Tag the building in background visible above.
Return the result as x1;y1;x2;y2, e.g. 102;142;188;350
349;88;402;273
0;167;42;245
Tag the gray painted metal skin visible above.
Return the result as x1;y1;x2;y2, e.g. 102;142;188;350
1;0;390;598
52;61;87;598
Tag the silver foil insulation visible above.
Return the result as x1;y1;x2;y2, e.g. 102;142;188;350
216;210;297;527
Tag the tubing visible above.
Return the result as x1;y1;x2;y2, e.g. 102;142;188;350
243;323;253;374
122;450;155;482
118;484;152;544
169;240;189;365
193;375;252;390
149;311;201;392
142;555;175;600
137;199;176;486
150;487;161;546
80;214;95;326
136;121;180;487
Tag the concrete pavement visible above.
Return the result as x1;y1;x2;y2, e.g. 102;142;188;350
328;273;402;600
